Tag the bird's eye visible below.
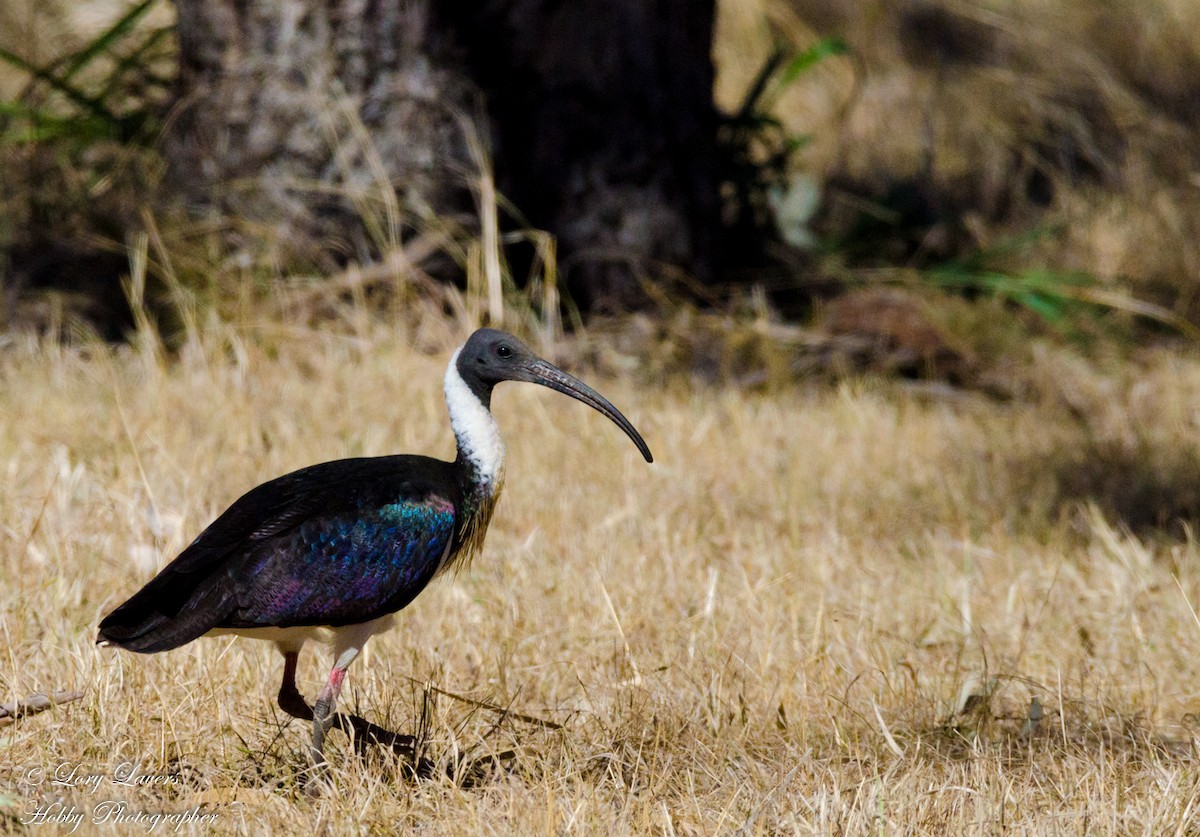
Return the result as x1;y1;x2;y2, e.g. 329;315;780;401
496;345;512;359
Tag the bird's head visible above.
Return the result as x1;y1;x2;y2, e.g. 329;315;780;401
455;328;653;463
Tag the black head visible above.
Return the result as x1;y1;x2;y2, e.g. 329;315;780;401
456;328;653;463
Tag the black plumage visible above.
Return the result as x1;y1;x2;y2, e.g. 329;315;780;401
98;457;464;651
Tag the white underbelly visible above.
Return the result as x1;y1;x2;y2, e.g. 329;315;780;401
203;613;398;663
204;625;334;646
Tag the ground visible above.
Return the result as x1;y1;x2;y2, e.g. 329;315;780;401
1;318;1198;834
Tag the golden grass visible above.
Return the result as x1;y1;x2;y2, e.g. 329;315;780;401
715;0;1200;318
2;316;1199;833
2;1;1200;829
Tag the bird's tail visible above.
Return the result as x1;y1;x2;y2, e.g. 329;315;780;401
97;576;235;654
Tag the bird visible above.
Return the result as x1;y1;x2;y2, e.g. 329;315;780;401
97;328;652;776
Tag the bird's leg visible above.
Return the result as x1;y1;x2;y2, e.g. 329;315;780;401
275;647;389;758
304;621;428;788
277;650;314;721
310;665;348;766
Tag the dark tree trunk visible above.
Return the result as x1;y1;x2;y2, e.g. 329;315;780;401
164;0;719;310
442;1;719;310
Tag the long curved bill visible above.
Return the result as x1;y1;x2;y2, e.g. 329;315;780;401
521;359;654;463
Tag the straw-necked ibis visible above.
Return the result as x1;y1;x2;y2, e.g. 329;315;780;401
98;328;652;774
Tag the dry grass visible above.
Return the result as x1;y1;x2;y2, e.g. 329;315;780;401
1;312;1199;834
1;0;1200;831
715;0;1200;319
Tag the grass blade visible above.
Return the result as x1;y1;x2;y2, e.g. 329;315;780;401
60;0;162;83
0;44;120;127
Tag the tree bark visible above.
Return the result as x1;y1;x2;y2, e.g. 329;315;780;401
164;0;719;310
166;0;478;268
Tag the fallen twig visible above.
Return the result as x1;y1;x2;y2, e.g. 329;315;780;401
0;689;85;725
399;677;564;731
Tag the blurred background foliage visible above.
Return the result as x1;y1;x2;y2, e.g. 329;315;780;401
2;0;1200;385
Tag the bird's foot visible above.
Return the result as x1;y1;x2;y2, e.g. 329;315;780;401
295;680;437;786
304;710;509;786
334;711;417;759
278;685;314;722
339;713;437;776
302;764;332;798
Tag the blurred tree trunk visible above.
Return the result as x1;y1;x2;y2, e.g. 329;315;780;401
164;0;718;310
442;1;719;310
165;0;477;269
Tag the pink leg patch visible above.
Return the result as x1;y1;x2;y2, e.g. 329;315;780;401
315;666;348;706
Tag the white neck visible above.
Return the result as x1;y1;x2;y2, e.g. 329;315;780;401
444;348;505;492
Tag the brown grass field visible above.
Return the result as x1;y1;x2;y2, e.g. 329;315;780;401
2;312;1200;834
3;0;1200;832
